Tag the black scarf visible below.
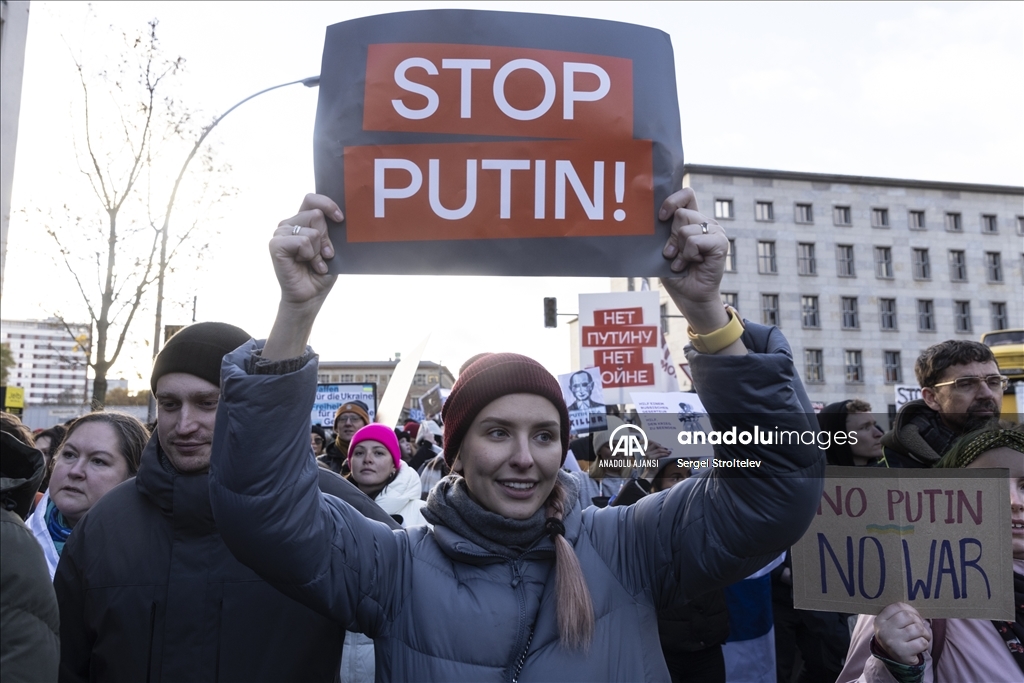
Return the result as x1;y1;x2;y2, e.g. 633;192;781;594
422;471;578;558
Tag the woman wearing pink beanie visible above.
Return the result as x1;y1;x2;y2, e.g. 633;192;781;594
342;424;427;683
346;424;426;527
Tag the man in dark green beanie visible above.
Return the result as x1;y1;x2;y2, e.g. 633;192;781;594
55;322;399;682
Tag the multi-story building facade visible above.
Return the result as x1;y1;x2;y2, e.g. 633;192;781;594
316;359;455;421
621;164;1023;421
1;317;90;404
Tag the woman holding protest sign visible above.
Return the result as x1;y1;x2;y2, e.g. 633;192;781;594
838;421;1024;683
208;189;824;681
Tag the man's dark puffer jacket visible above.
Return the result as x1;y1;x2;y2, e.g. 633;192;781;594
56;433;399;682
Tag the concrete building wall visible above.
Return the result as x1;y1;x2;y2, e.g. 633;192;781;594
19;403;149;431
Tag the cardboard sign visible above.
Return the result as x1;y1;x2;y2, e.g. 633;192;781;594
314;10;683;276
579;291;667;403
629;391;711;462
894;384;923;411
419;384;450;418
376;334;430;429
792;467;1013;620
311;384;377;429
559;367;607;435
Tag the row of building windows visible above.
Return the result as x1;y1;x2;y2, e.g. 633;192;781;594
318;373;384;384
8;343;87;351
713;199;1022;234
2;332;84;339
734;240;1009;283
25;383;84;390
801;349;906;385
722;293;1010;333
316;373;438;386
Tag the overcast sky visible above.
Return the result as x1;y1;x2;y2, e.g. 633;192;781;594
5;1;1021;389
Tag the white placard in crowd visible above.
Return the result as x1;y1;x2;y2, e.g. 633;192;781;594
311;384;377;429
629;391;712;462
578;291;666;405
894;384;922;411
558;367;608;435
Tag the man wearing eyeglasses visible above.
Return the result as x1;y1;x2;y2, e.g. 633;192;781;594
879;340;1004;468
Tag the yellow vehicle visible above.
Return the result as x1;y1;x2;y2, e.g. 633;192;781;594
980;329;1023;421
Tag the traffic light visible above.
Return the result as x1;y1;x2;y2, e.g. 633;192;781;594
543;297;557;328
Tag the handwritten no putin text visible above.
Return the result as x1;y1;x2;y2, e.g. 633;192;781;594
816;484;989;602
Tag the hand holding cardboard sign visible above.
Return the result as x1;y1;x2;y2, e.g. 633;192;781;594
873;602;932;665
658;189;739;351
263;194;342;361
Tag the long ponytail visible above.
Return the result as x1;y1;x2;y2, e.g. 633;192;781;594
544;478;594;650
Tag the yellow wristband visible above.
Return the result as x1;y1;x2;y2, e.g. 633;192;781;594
687;306;744;354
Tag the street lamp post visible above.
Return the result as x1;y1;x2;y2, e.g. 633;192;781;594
147;76;320;421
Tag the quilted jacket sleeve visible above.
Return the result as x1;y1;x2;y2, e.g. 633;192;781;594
585;321;825;608
209;340;403;630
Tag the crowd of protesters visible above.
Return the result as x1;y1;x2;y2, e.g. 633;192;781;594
1;187;1021;683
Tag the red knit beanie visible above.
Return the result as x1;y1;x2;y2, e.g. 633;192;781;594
441;353;569;468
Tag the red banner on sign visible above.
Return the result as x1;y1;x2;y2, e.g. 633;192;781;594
580;326;658;348
596;347;645;365
363;43;633;140
593;307;644;326
344;139;653;242
599;363;655;387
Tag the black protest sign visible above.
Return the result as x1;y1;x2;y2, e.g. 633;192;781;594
314;10;683;276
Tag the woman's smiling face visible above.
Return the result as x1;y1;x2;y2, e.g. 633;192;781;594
455;393;563;520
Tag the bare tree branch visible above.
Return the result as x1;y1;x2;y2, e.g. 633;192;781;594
48;228;98;325
73;56;113;209
107;225;159;368
52;315;92;372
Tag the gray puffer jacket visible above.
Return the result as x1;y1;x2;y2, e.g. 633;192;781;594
210;322;824;682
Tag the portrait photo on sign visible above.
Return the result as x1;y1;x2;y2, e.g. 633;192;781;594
558;367;607;435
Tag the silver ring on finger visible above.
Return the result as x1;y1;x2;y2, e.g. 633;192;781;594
291;224;302;235
700;222;709;234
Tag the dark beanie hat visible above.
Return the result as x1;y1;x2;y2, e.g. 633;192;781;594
816;401;855;467
441;353;569;468
151;322;251;392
